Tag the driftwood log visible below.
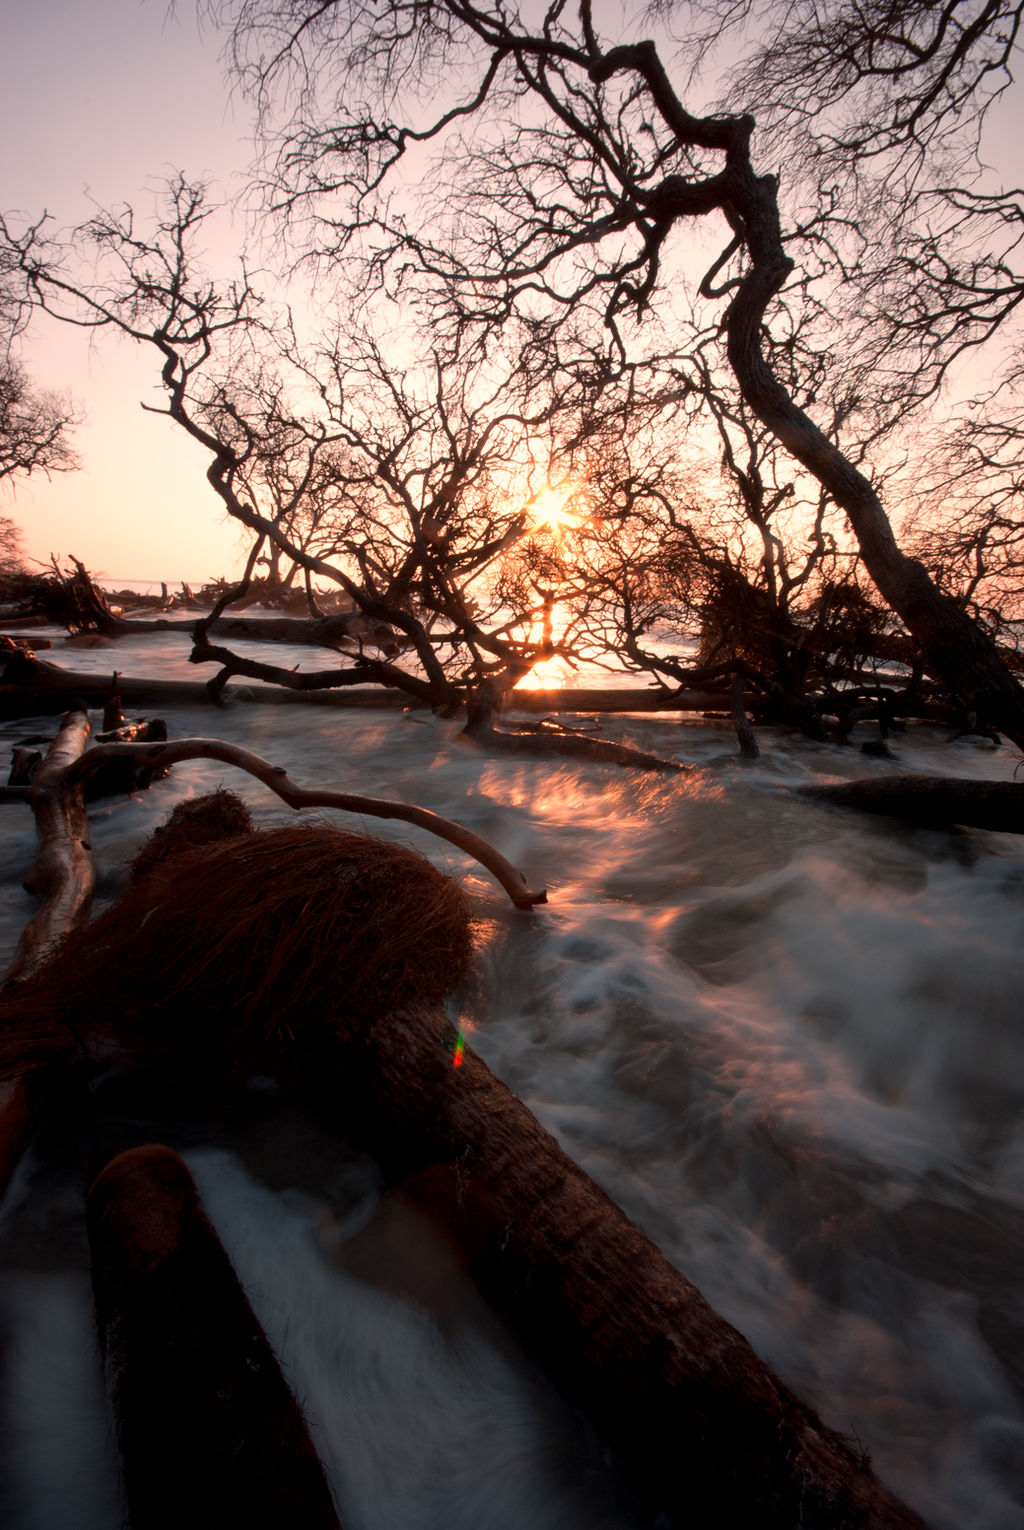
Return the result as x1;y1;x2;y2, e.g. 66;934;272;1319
302;1006;924;1530
88;1145;343;1530
460;695;690;771
800;775;1024;833
0;710;98;1193
0;649;738;716
55;556;393;653
6;708;96;984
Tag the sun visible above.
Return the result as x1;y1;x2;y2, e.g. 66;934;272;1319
525;484;583;536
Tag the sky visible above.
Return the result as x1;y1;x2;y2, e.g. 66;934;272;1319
3;2;1024;586
1;1;257;584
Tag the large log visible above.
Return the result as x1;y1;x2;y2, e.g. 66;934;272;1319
88;1145;343;1530
800;775;1024;833
307;1006;925;1530
0;813;921;1525
0;651;731;714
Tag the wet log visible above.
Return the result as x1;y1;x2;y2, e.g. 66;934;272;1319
0;651;733;716
309;1006;925;1530
92;608;386;648
84;718;170;799
799;775;1024;833
87;1145;343;1530
6;708;95;983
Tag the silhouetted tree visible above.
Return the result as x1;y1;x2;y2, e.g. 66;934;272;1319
1;179;620;708
217;0;1024;746
0;241;78;485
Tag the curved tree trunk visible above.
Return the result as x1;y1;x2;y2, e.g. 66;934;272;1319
720;146;1024;748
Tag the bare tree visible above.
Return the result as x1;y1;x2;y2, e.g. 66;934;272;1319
0;241;79;485
216;0;1024;747
1;178;626;713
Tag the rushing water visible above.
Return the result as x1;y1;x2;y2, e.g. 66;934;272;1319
2;623;1024;1529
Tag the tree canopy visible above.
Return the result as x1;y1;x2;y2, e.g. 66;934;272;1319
4;0;1024;747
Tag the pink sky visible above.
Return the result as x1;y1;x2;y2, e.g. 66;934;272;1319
2;0;255;584
4;3;1023;586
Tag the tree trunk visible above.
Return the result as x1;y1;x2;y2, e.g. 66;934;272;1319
800;775;1024;831
723;160;1024;751
88;1144;343;1530
307;1005;925;1530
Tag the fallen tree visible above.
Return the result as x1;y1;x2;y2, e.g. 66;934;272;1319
48;556;401;654
459;689;690;772
6;706;95;983
0;809;923;1528
800;775;1024;833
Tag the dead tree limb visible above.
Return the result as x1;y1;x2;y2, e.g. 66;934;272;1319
67;738;546;908
800;775;1024;832
6;707;96;983
190;638;438;707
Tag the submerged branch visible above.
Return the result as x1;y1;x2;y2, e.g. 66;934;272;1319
67;738;546;908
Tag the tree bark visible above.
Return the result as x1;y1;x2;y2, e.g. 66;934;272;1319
307;1005;924;1530
88;1145;343;1530
5;707;95;983
800;775;1024;832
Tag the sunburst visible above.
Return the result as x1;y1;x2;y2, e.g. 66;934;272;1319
525;484;583;536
